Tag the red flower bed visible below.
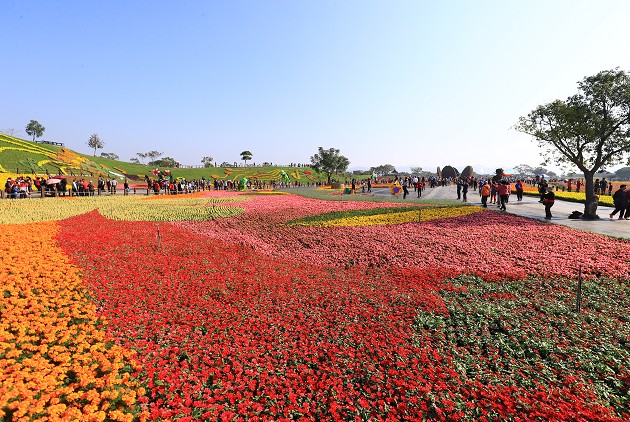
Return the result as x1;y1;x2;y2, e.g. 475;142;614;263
180;194;630;280
56;196;629;419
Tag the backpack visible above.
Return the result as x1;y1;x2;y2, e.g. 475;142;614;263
568;211;583;219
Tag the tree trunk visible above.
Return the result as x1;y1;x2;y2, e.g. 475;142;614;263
582;171;599;219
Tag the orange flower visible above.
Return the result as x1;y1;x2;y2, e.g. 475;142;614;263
0;222;148;420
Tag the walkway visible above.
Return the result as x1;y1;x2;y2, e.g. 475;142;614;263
372;185;630;240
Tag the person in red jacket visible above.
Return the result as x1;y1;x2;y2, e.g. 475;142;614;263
497;181;511;211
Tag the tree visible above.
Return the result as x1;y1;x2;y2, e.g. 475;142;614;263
100;152;119;160
130;158;140;164
310;147;350;184
1;128;19;136
136;152;148;164
25;120;45;142
410;166;423;174
369;164;396;176
240;151;253;165
614;166;630;180
149;157;177;167
532;167;557;178
516;69;630;219
201;156;214;168
87;133;104;156
146;151;163;162
513;164;535;177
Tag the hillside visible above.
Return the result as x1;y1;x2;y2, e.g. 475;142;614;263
0;134;324;185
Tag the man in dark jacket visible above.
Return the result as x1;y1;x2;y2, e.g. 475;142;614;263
610;185;628;219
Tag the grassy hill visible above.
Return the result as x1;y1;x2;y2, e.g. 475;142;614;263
0;134;325;185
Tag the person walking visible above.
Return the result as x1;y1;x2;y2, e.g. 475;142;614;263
610;185;628;220
543;186;555;219
480;181;490;208
490;182;498;204
402;178;409;199
515;179;524;201
498;181;510;211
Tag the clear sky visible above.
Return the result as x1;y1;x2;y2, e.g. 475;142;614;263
2;0;630;174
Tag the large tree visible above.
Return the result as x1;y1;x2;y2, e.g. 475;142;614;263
25;120;45;142
614;166;630;180
201;156;214;167
515;69;630;219
369;164;396;176
310;147;350;184
240;151;253;165
87;133;104;156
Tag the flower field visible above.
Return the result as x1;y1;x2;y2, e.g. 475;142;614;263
2;191;629;420
520;186;615;206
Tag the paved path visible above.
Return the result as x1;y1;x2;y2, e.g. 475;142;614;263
371;185;630;240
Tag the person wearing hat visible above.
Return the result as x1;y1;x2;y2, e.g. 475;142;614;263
542;186;555;219
610;184;628;219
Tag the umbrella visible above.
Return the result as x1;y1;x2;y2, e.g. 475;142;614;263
46;178;62;184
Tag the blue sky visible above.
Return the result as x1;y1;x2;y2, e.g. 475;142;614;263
2;0;630;173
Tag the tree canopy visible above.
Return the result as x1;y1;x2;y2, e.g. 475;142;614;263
25;120;45;142
240;151;253;165
614;166;630;180
100;152;119;160
201;156;214;167
87;133;104;156
310;147;350;184
516;68;630;218
369;164;396;176
149;157;177;167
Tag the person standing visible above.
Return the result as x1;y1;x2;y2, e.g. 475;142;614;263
456;179;462;200
462;182;468;202
610;185;628;219
402;178;409;199
480;181;490;208
498;181;510;211
416;178;423;198
543;186;555;219
537;178;548;202
515;179;524;201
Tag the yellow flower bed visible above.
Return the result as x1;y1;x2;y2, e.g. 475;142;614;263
522;186;614;206
0;195;246;224
300;206;484;227
0;223;148;421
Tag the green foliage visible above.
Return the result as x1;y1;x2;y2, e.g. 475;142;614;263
516;68;630;215
370;164;396;176
149;157;177;167
87;133;104;156
100;152;119;160
201;156;214;167
25;120;45;142
240;151;253;164
414;275;629;415
286;206;427;225
614;166;630;180
310;147;350;183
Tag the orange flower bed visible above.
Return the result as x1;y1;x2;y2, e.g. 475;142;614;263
0;222;147;421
